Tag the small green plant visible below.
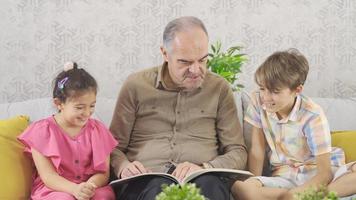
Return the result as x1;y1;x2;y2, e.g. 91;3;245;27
294;186;339;200
155;183;206;200
207;41;247;91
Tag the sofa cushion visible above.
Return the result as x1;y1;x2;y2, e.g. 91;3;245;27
332;130;356;163
0;115;32;199
0;98;55;122
313;97;356;131
0;97;117;127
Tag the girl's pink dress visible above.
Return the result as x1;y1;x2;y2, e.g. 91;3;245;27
18;116;118;200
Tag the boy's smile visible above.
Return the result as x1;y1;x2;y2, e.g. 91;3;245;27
259;86;300;120
262;102;276;110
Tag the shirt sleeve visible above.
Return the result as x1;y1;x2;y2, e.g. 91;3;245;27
303;108;332;156
109;75;137;177
244;92;263;129
207;81;247;170
17;119;62;171
90;120;118;172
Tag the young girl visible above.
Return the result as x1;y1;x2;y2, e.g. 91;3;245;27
18;62;118;200
231;49;345;200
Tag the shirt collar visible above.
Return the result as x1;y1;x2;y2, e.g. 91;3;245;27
155;62;178;91
155;63;165;89
267;95;301;123
288;95;301;122
155;62;204;91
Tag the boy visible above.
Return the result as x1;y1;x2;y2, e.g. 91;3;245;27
328;162;356;198
232;49;345;200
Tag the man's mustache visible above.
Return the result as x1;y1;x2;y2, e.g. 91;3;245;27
182;72;204;81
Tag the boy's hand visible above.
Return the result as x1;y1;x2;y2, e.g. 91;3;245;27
72;182;96;200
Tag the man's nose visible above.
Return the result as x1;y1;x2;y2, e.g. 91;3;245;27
188;63;200;74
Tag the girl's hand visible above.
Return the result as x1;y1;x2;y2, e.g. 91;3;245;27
72;182;96;200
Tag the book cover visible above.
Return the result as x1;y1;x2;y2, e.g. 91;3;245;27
109;168;253;188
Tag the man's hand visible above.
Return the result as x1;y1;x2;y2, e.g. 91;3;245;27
172;161;203;182
72;181;96;200
120;161;149;178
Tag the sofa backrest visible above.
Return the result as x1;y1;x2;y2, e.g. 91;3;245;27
0;97;117;127
1;93;355;131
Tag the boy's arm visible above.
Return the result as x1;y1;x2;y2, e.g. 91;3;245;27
290;152;333;193
288;107;333;194
248;126;266;176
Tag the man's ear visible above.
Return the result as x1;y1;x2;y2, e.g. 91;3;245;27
160;46;169;62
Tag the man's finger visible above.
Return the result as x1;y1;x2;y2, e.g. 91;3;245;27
172;163;187;178
133;161;148;174
121;168;134;178
178;165;190;181
128;163;142;175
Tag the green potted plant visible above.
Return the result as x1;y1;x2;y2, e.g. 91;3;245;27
155;183;206;200
294;186;339;200
207;41;247;91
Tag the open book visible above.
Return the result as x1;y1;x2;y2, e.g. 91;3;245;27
109;168;253;188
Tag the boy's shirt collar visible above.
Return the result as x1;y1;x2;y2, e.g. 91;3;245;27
267;95;302;124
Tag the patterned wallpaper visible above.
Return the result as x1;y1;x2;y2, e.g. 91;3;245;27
1;0;356;104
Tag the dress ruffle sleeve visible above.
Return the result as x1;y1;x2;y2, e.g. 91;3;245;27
17;118;62;171
87;120;118;173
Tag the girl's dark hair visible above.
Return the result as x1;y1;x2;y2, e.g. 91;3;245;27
53;62;98;102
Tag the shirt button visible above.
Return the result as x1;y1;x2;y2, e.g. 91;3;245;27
74;160;79;164
76;176;81;180
177;111;180;114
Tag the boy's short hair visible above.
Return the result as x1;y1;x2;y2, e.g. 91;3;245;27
255;48;309;91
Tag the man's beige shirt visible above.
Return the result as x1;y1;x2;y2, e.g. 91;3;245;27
110;63;247;176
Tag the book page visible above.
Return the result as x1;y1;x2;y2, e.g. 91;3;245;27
109;172;179;187
109;168;253;187
182;168;253;184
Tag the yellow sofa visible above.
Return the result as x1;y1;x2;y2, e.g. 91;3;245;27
1;95;356;199
0;115;32;199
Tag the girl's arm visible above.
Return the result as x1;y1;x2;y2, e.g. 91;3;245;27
86;157;110;187
248;126;266;176
290;152;333;193
32;148;95;199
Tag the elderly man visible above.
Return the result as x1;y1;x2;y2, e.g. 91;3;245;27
110;16;247;200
